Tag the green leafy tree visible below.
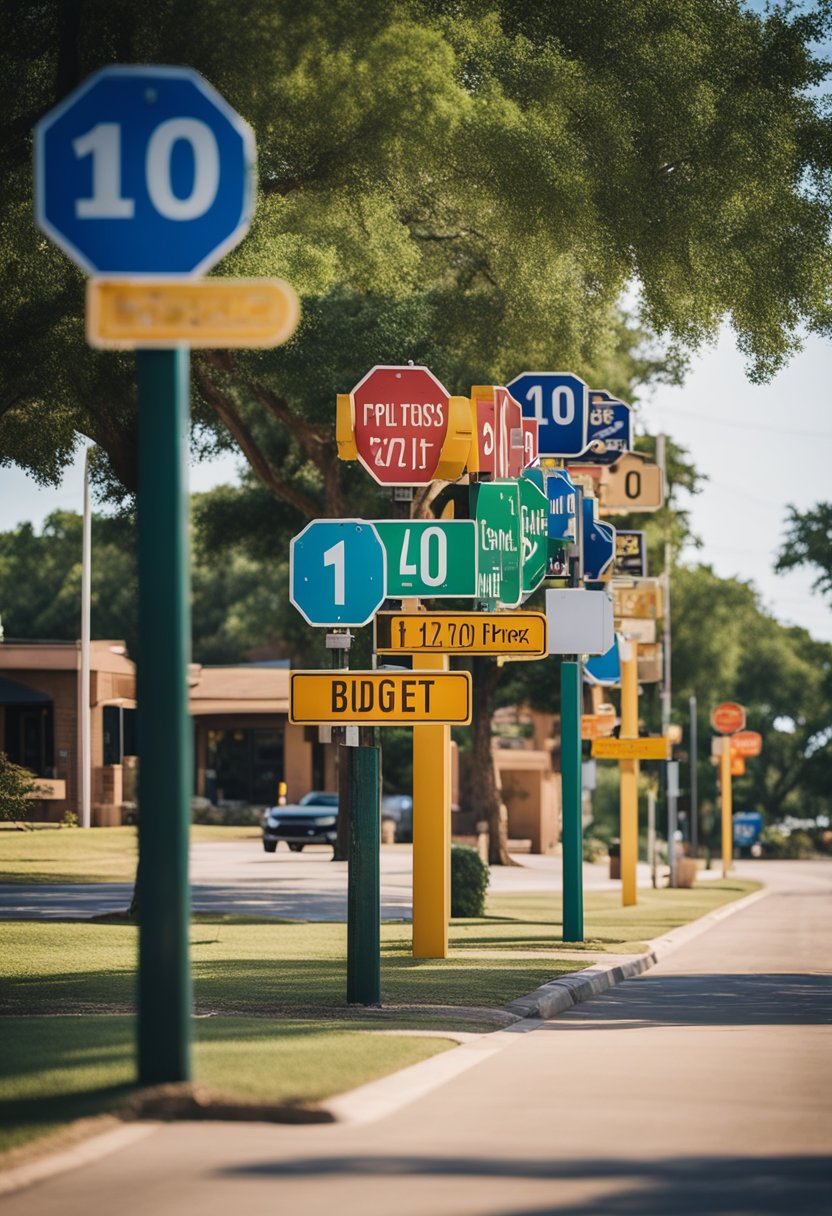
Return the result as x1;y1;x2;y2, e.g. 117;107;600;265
0;501;289;665
2;0;830;502
0;753;42;826
668;564;832;830
776;503;832;601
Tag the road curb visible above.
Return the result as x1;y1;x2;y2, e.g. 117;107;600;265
503;883;769;1020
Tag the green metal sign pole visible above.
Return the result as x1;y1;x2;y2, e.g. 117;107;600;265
346;745;381;1005
561;658;584;941
136;348;193;1084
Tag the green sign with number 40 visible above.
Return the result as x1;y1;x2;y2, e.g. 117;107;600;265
374;520;478;598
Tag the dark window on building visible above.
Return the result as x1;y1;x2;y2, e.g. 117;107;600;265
5;706;54;777
207;726;284;805
103;706;137;765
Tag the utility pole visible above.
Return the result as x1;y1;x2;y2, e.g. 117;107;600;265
79;447;92;830
656;434;675;886
689;694;699;856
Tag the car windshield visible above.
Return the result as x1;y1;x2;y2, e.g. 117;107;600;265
299;792;338;808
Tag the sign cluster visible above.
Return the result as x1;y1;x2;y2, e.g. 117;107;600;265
289;365;664;726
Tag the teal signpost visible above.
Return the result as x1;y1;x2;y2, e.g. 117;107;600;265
35;67;276;1084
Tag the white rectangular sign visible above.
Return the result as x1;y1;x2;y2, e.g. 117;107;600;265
546;588;615;656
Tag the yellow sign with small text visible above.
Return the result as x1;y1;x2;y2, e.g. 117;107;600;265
591;736;671;761
289;670;472;726
375;611;547;657
86;278;300;349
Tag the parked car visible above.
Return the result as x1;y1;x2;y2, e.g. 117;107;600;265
262;791;338;853
381;794;413;843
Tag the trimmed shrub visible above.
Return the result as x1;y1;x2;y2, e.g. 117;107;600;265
451;843;490;917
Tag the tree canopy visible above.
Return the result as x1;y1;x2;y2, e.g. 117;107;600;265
776;502;832;600
2;0;830;508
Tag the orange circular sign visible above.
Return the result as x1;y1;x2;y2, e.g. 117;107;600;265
732;730;762;757
711;701;746;734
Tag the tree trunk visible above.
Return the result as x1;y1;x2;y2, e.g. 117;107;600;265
468;658;512;865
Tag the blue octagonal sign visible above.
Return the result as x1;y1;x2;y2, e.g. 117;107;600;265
35;65;255;276
290;520;387;628
507;371;589;458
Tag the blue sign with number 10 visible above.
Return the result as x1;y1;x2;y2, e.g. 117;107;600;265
35;66;255;276
507;371;589;458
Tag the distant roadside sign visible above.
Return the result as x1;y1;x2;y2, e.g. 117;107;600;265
582;498;616;582
612;578;664;621
547;589;615;657
375;611;547;657
636;642;664;684
86;277;299;348
712;702;746;734
582;714;617;741
374;521;477;598
518;476;548;595
470;386;525;478
600;452;664;514
290;519;385;627
347;364;459;486
614;531;647;578
537;467;577;543
35;65;255;277
289;670;472;725
592;736;671;761
733;812;763;846
508;371;589;458
574;390;633;465
732;730;763;757
471;481;521;609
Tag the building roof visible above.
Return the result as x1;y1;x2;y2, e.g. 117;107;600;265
0;640;135;675
189;665;289;715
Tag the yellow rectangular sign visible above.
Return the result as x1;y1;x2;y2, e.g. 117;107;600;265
375;611;547;657
289;670;472;726
591;735;671;760
612;579;664;621
86;278;299;349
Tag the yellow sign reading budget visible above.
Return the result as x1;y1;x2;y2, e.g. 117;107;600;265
375;611;547;657
289;670;472;726
86;278;300;349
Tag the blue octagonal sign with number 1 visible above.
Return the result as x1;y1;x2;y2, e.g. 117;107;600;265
35;65;255;276
290;520;387;628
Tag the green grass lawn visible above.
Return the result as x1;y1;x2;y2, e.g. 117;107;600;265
0;916;589;1015
0;877;758;1157
0;824;259;884
0;1015;454;1154
0;880;757;1018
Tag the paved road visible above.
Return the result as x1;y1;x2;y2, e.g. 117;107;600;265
0;842;708;919
5;860;830;1214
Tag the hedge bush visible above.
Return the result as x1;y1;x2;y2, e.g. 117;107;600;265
451;843;490;917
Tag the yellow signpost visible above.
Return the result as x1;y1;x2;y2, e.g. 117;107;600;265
376;611;547;657
619;638;640;907
289;670;472;726
412;655;452;959
591;735;671;761
720;736;733;877
86;278;300;349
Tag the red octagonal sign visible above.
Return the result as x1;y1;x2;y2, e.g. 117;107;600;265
350;364;451;486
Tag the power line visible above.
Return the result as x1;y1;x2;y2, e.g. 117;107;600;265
642;404;832;439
